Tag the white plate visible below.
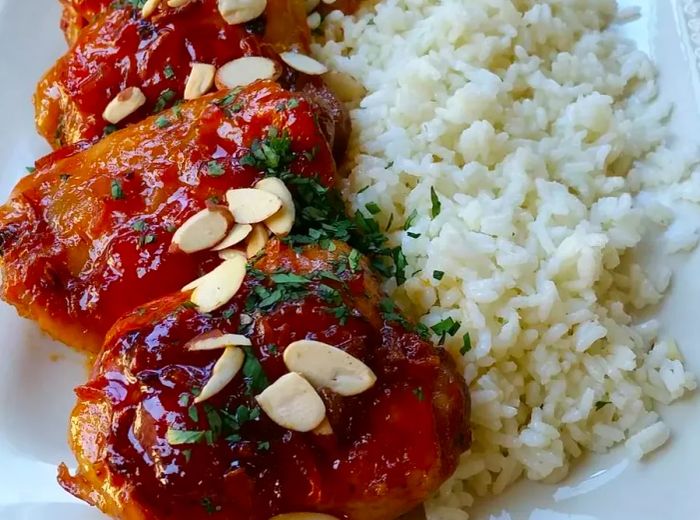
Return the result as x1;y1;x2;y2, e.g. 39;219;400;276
0;1;699;519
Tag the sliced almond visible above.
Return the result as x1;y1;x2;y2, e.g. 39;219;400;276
187;331;252;351
195;346;245;403
215;57;280;90
184;63;216;100
246;223;269;257
212;223;253;251
255;372;326;432
255;178;295;236
141;0;161;18
102;87;146;124
218;248;248;261
184;256;247;312
270;514;340;520
283;340;376;396
322;71;366;103
218;0;267;25
279;52;328;76
312;417;333;436
172;207;232;254
226;188;282;224
167;0;192;6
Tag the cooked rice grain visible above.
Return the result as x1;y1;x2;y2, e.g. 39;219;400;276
313;0;698;516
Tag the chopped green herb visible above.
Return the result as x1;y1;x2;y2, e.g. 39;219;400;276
460;333;472;355
111;179;125;200
413;387;425;401
178;393;190;407
595;400;610;411
433;270;445;281
242;347;269;395
257;440;271;452
200;497;220;514
286;98;299;109
188;405;199;423
164;64;175;79
155;115;171;129
103;124;118;136
25;166;36;173
59;173;71;182
165;223;177;233
431;317;461;345
166;428;206;445
221;308;235;320
267;344;278;355
240;127;294;176
404;209;418;230
385;213;394;231
182;449;192;462
178;301;198;311
357;185;370;194
270;272;310;285
206;160;225;177
348;249;361;272
407;232;421;239
392;247;407;285
365;202;381;215
132;219;147;232
153;88;176;113
139;233;156;247
430;186;441;218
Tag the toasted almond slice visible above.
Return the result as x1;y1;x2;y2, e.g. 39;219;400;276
212;223;253;251
255;372;326;432
195;346;245;403
167;0;192;6
322;71;366;103
218;0;266;25
141;0;161;18
246;223;269;257
218;248;248;261
102;87;147;124
215;57;280;90
184;256;247;312
306;12;321;30
279;52;328;76
312;417;333;436
283;340;376;396
187;331;252;351
255;178;295;236
270;514;340;520
184;63;216;100
226;188;282;224
172;207;232;254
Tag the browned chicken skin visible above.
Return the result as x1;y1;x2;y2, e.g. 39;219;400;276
60;241;471;520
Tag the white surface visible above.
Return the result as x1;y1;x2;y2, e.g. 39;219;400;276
0;1;698;519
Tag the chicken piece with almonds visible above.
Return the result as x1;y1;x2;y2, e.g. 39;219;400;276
40;0;321;148
0;82;336;353
59;240;471;520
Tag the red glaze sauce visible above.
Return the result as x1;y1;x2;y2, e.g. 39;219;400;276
38;0;309;148
1;82;335;352
64;243;470;519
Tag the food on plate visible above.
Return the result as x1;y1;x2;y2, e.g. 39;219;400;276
0;81;337;352
58;240;471;520
313;0;698;513
39;0;317;148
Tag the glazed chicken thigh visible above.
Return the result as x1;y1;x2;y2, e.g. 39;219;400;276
41;0;315;148
0;82;336;352
59;241;471;520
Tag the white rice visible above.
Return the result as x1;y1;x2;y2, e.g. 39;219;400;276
313;0;699;516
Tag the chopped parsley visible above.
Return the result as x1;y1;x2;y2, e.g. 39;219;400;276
404;209;418;230
433;270;445;280
155;115;171;129
166;429;207;445
242;346;269;395
132;219;147;232
595;400;611;411
407;232;421;239
365;202;381;215
257;440;271;452
460;333;472;355
413;387;425;401
153;88;177;113
59;173;71;182
206;160;225;177
25;166;36;173
103;124;118;136
240;127;294;176
164;64;175;79
431;317;461;345
430;186;441;218
110;179;125;200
